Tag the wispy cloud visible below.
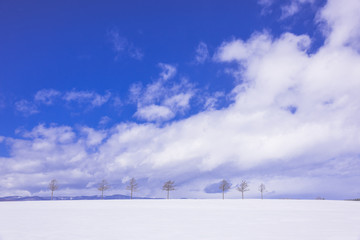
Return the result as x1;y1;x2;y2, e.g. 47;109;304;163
14;100;39;116
131;64;195;122
128;46;144;60
99;116;111;126
257;0;273;7
34;89;61;105
280;0;314;19
134;104;175;121
158;63;177;81
194;42;209;64
257;0;275;15
15;89;113;116
108;29;144;60
258;0;316;19
63;90;111;108
203;91;225;110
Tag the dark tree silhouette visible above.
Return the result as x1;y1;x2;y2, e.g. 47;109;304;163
219;179;231;200
48;179;58;200
162;180;175;199
126;178;138;200
259;183;266;200
236;180;249;199
98;179;110;199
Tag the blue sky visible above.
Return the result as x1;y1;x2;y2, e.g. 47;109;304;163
1;0;360;199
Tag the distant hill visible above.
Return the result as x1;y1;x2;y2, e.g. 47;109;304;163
0;194;155;201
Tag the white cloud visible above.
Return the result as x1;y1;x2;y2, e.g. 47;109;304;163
194;42;209;64
319;0;360;50
214;32;275;63
134;105;174;121
22;124;75;144
131;64;195;122
158;63;177;81
130;64;178;107
14;100;39;116
63;90;111;107
34;89;61;105
80;127;107;147
163;93;192;111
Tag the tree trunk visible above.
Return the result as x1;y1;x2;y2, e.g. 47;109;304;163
261;192;263;200
242;192;244;199
222;190;224;200
51;191;53;200
167;190;169;199
131;189;133;200
101;190;104;199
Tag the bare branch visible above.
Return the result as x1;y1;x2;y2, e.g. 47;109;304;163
219;179;232;199
98;179;110;199
162;180;175;199
258;183;266;200
236;180;249;199
48;179;58;200
126;178;138;199
48;179;58;191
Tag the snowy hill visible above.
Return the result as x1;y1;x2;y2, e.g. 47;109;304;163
0;199;359;240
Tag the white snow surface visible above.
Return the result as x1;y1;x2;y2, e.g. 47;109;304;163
0;199;359;240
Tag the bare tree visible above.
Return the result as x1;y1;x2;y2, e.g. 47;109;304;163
126;178;138;200
48;179;58;200
98;179;110;199
258;183;266;200
236;180;249;199
162;180;175;199
219;179;231;200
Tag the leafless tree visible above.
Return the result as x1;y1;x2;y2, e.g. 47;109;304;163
236;180;249;199
98;179;110;199
162;180;175;199
259;183;266;200
48;179;58;200
219;179;231;200
126;178;138;200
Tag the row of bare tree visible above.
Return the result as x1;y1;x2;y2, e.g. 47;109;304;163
219;179;266;200
97;178;139;200
48;178;266;200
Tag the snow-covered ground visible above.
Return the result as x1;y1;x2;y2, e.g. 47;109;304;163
0;199;359;240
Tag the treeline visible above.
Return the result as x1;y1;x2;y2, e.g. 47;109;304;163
47;178;267;200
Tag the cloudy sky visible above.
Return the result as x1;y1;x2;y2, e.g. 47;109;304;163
1;0;360;199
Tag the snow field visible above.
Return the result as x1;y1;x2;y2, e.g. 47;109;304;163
0;199;359;240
